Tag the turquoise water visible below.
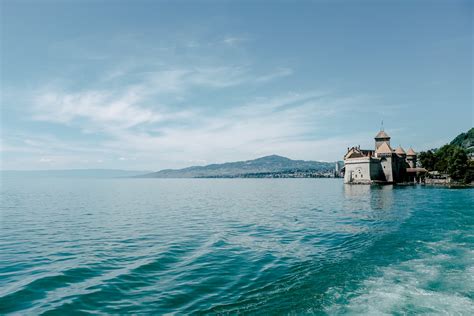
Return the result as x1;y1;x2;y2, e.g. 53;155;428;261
0;178;472;314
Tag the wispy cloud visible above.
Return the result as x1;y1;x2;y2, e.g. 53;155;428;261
81;91;376;164
33;89;162;128
254;67;293;83
2;29;401;170
30;64;295;130
222;36;248;46
4;55;395;170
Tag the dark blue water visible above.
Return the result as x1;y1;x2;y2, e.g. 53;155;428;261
0;179;472;314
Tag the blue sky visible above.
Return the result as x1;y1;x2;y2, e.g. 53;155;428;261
1;0;472;170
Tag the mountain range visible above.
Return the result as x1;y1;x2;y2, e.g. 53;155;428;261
139;155;335;178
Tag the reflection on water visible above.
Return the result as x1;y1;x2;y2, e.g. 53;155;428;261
343;183;373;198
342;184;400;231
344;183;395;210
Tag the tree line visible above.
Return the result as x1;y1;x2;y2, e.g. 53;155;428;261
419;144;473;184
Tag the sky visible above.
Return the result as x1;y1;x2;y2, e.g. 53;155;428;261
1;0;472;170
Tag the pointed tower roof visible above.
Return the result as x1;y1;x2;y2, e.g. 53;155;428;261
375;130;390;139
406;148;416;156
395;146;406;155
376;142;393;154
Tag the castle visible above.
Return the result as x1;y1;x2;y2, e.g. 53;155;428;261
343;129;424;184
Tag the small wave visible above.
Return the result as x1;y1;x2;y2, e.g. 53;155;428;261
0;267;102;314
325;239;474;315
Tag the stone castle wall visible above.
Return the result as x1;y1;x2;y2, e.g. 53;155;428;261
344;157;371;183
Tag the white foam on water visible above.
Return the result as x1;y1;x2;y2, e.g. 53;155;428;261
325;239;474;315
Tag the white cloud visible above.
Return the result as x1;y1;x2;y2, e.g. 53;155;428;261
222;36;248;46
33;88;162;128
254;67;293;83
30;64;296;131
39;157;53;163
4;50;398;170
7;66;392;170
89;91;375;167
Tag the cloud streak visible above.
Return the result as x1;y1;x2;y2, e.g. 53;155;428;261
3;58;394;170
33;89;162;128
2;31;400;170
30;64;296;129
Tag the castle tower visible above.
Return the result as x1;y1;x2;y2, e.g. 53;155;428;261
395;146;406;158
375;130;390;150
406;148;417;168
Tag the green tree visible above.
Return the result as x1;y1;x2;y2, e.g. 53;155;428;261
419;150;436;171
447;147;468;181
434;145;454;172
419;128;474;183
464;160;474;184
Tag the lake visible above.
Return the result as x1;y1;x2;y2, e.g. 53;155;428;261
0;178;472;314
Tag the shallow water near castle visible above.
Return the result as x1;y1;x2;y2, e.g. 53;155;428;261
1;178;472;314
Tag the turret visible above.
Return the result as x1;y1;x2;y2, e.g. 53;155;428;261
375;130;390;150
395;145;406;158
406;148;417;168
375;141;392;157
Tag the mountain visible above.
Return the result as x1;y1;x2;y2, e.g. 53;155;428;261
139;155;334;178
450;128;474;153
1;169;152;179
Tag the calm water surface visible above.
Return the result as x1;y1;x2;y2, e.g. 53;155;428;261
0;178;472;314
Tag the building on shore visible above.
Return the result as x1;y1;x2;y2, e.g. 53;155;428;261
343;129;426;184
334;161;343;178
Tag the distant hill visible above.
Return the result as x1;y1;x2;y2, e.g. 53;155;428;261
1;169;151;179
139;155;334;178
450;128;474;153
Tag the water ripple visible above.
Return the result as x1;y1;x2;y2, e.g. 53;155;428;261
0;179;472;314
